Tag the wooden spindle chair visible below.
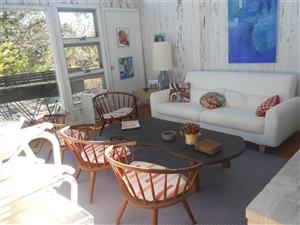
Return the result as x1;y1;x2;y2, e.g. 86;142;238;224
35;113;68;162
60;124;136;203
93;91;138;135
105;145;202;225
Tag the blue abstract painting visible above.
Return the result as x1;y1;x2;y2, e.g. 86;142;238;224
119;57;134;80
228;0;278;63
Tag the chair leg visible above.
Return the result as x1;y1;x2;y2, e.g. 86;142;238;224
182;199;196;224
45;149;53;163
75;168;81;180
89;171;96;204
116;198;128;225
60;150;64;163
99;121;106;135
151;209;158;225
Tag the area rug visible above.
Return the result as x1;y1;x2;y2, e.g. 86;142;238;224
41;146;288;225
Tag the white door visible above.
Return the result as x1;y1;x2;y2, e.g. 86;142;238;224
102;8;145;92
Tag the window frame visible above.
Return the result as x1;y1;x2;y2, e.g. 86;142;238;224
50;3;108;112
1;4;109;120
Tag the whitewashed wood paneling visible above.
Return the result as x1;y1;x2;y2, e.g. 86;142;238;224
2;0;299;95
139;1;300;96
0;0;138;7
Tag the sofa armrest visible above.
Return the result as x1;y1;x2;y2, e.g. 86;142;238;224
150;89;170;117
264;96;300;146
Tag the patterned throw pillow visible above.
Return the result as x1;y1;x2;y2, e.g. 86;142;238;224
169;83;191;102
200;92;226;109
256;95;280;117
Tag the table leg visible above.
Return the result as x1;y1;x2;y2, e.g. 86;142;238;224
222;160;231;168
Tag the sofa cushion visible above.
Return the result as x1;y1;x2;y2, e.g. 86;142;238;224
169;83;190;102
200;92;226;109
190;88;208;103
224;90;247;108
256;95;280;117
247;94;270;109
190;88;225;104
157;102;206;122
200;107;265;133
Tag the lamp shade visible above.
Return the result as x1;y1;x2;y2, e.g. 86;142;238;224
153;42;173;71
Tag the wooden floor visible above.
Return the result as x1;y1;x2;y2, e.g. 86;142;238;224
137;104;300;159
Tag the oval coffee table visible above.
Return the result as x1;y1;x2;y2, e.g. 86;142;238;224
104;116;246;191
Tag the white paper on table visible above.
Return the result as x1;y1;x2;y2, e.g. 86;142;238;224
121;120;140;130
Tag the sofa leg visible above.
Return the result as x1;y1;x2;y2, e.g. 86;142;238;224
259;145;266;153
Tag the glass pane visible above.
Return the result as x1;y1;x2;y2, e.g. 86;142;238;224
0;11;54;75
0;10;61;123
58;11;96;39
70;75;105;105
64;45;101;72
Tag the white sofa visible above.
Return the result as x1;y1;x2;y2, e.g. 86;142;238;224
150;71;300;151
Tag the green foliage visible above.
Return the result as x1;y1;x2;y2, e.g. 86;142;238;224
0;42;31;75
64;45;100;70
0;10;53;76
1;10;100;76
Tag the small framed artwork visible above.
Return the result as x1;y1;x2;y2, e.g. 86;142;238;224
154;33;165;42
148;80;159;87
117;28;130;47
119;57;134;80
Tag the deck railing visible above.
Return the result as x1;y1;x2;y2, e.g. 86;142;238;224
0;71;60;124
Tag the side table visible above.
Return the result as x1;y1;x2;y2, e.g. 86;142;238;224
80;88;108;124
133;87;159;105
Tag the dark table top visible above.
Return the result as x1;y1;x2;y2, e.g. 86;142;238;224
104;117;245;165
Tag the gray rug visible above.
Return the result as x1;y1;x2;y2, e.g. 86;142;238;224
40;146;288;225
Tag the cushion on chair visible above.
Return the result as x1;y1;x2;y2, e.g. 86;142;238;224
169;83;191;102
82;145;131;163
103;107;134;119
123;161;186;201
200;92;226;109
256;95;280;117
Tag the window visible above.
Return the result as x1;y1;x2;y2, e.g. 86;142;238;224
56;7;106;106
0;10;60;123
0;5;107;122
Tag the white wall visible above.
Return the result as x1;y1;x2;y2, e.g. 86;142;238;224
2;0;299;96
139;1;300;96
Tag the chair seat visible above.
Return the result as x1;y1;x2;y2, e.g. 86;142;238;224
103;107;133;119
81;145;131;163
124;161;186;201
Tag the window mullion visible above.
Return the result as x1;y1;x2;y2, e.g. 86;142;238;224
62;37;101;46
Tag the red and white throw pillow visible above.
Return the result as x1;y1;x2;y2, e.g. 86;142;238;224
256;95;280;117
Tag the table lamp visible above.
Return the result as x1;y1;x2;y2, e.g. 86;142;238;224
153;42;173;90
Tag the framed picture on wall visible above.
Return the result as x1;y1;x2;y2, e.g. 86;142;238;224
117;28;130;47
228;1;278;63
154;33;165;42
118;57;134;80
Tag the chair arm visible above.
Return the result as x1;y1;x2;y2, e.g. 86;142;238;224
150;89;170;117
137;162;202;175
264;96;300;146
